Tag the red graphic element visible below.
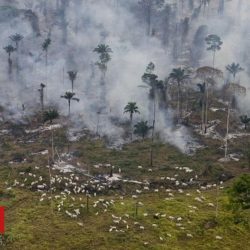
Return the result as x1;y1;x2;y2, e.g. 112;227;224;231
0;207;4;234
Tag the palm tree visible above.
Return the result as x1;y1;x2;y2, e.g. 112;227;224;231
124;102;140;123
9;33;23;51
134;120;152;139
93;44;112;78
42;38;51;66
168;68;190;122
4;45;16;60
124;102;140;140
43;108;59;177
197;82;206;132
226;63;244;81
61;92;79;116
205;34;223;67
4;45;16;75
93;44;112;107
67;71;77;92
9;33;23;73
141;62;164;141
44;108;59;124
240;115;250;130
38;83;46;111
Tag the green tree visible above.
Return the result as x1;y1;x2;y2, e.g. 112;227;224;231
68;71;77;92
134;120;152;139
226;63;244;81
124;102;140;140
124;102;140;122
61;92;79;116
43;108;59;124
240;115;250;130
168;68;190;122
228;174;250;210
43;107;59;175
205;34;223;67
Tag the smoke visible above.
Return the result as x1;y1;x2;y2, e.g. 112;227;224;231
0;0;249;152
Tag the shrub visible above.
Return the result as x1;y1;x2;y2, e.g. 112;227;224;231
228;174;250;210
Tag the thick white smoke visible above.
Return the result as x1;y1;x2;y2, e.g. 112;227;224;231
0;0;249;152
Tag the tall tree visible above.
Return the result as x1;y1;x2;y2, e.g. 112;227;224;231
168;68;190;122
141;62;163;141
240;115;250;130
42;38;51;66
61;92;79;116
196;66;223;133
93;44;112;107
138;0;164;36
9;33;23;51
124;102;140;141
4;45;16;61
205;34;223;68
197;82;206;132
201;0;211;15
93;44;112;80
38;83;46;111
43;108;59;176
67;71;77;92
224;101;230;159
4;45;16;76
9;33;23;73
226;63;244;81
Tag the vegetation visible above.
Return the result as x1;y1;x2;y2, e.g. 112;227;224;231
9;33;23;51
67;71;77;92
42;38;51;66
205;34;223;67
134;120;152;139
0;2;250;250
240;115;250;130
228;174;250;210
226;63;244;80
168;68;190;122
93;44;112;77
61;92;80;116
43;108;59;124
124;102;140;140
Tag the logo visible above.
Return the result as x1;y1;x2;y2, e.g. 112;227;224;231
0;207;4;234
